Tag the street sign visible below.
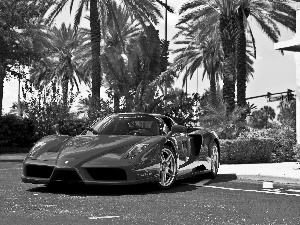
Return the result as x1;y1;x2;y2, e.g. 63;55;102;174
268;95;285;102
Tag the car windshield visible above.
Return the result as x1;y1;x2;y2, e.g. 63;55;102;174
88;114;160;136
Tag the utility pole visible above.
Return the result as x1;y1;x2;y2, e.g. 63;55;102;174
18;65;21;117
186;68;188;96
197;68;198;93
164;0;168;104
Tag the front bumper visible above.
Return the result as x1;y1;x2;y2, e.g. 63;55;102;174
22;158;160;186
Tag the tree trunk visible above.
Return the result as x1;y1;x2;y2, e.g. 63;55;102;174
90;0;101;111
125;95;134;112
236;8;247;114
219;14;236;115
62;75;69;111
113;92;120;113
0;63;4;116
210;71;217;109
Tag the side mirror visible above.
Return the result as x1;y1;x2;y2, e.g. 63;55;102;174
52;124;60;135
170;125;187;134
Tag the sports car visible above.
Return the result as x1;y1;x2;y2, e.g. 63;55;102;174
22;113;220;189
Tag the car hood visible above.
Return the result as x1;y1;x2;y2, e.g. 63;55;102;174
60;135;149;158
34;135;154;163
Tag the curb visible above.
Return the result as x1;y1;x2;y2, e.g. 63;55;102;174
0;159;24;162
0;155;26;162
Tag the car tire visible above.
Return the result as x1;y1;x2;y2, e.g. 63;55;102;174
158;146;177;189
209;141;219;178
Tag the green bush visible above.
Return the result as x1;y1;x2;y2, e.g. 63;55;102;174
59;119;89;136
238;125;296;162
220;138;274;164
0;115;37;148
0;115;90;150
293;144;300;162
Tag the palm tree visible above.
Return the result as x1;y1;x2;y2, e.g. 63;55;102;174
177;0;239;113
46;0;173;111
97;3;141;112
172;25;254;109
177;0;296;114
235;0;296;110
30;23;88;109
172;29;223;108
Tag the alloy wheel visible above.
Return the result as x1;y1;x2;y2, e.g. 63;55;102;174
210;143;219;178
159;147;176;189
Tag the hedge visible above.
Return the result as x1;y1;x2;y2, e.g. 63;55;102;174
0;115;88;150
238;127;296;162
0;115;37;148
220;138;274;164
293;144;300;162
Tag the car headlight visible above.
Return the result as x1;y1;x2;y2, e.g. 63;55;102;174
124;144;150;159
28;141;47;157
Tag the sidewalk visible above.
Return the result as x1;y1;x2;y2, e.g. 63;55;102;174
0;153;27;162
1;153;300;185
218;162;300;185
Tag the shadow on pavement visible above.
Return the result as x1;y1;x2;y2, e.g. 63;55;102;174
205;174;238;185
26;181;199;196
176;173;238;186
26;173;237;196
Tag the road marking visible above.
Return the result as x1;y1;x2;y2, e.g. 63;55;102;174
286;189;300;193
88;216;120;220
205;185;300;197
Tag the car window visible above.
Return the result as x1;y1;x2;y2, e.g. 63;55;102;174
89;115;160;136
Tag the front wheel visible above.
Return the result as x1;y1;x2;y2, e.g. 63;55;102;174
158;146;177;189
209;142;219;178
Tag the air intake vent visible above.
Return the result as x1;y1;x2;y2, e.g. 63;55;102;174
25;165;54;178
86;168;127;180
50;169;82;182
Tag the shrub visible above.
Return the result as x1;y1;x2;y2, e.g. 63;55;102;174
293;144;300;162
220;138;274;164
0;115;37;148
238;125;296;162
59;119;89;136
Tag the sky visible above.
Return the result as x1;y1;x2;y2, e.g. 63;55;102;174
2;0;298;114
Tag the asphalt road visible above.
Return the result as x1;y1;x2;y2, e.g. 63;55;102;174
1;162;300;225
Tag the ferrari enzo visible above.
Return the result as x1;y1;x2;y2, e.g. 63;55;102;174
22;113;220;189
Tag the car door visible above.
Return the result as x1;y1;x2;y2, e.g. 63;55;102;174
188;132;211;171
172;130;202;176
162;117;200;175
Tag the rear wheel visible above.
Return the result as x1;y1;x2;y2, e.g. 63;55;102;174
158;146;177;189
209;142;219;178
